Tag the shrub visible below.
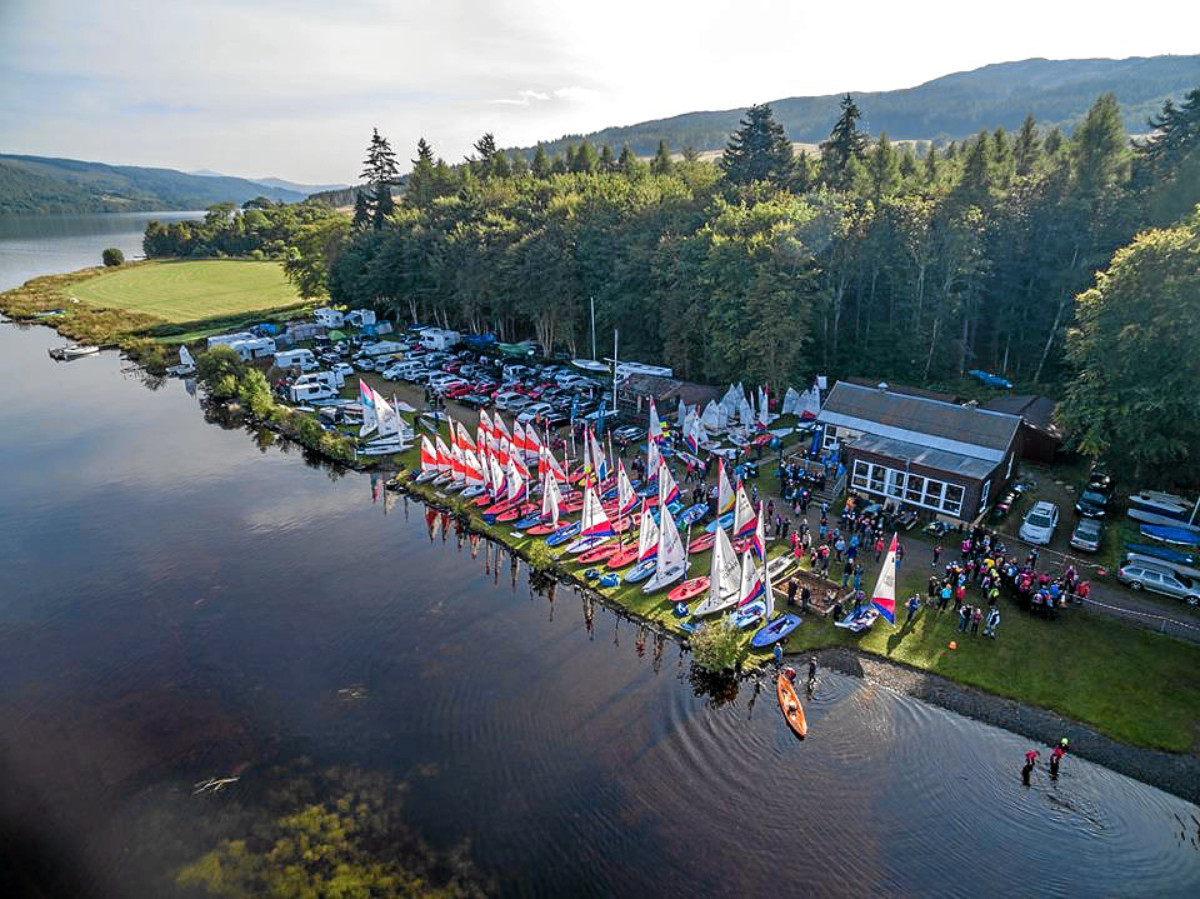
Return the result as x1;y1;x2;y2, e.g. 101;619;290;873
101;247;124;267
196;345;248;396
690;620;743;673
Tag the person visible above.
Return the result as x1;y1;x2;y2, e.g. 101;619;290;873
984;606;1000;638
874;536;885;562
1022;749;1039;786
932;544;942;567
787;578;798;607
807;657;818;689
782;665;797;682
800;585;811;611
1050;742;1065;778
906;593;921;621
958;604;971;633
772;643;783;666
971;606;982;635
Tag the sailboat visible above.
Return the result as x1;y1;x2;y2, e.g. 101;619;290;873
686;527;744;618
432;435;455;485
414;436;439;483
732;549;768;629
566;484;616;554
836;533;895;632
460;449;486;497
705;460;738;533
622;503;661;581
168;344;196;377
642;506;687;594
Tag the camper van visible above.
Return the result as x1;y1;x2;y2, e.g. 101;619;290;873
294;369;346;391
419;328;461;351
207;331;256;349
228;337;277;361
346;309;377;328
274;348;318;372
314;307;345;328
358;340;406;358
288;382;337;404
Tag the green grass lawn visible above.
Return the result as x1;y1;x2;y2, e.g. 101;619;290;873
70;260;301;323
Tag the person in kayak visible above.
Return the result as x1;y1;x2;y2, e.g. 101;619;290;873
783;665;797;682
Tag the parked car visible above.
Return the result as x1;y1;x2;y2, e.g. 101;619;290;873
1069;518;1103;553
444;382;476;400
457;393;492;409
434;379;468;396
613;425;645;444
1087;466;1115;496
990;488;1021;521
317;351;340;366
517;402;555;423
353;358;375;372
1018;501;1059;545
493;390;525;411
1116;562;1200;605
331;362;355;379
1074;489;1111;518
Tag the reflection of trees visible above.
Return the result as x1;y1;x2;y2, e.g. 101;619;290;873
175;759;486;897
687;663;741;708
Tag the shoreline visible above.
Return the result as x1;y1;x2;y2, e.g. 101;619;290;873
396;470;1200;806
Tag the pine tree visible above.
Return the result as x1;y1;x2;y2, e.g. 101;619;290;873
1071;93;1129;201
551;154;568;175
923;145;940;185
406;138;437;209
899;146;919;181
720;103;794;187
509;153;529;177
866;133;900;201
651;140;673;175
599;144;617;173
351;190;371;230
820;94;868;189
564;144;577;172
472;132;500;178
794;150;814;192
955;131;993;206
1043;127;1064;157
1013;114;1042;176
618;144;639;178
531;145;552;179
572;140;598;174
360;128;398;230
682;146;700;163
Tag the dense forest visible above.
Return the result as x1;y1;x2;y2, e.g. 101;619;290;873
153;86;1200;480
514;55;1200;159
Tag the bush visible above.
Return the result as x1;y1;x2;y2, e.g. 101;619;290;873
101;247;124;267
690;620;743;672
196;345;248;397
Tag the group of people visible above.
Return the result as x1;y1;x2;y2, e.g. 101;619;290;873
1022;738;1071;784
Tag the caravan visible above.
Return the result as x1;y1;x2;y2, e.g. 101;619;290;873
419;328;461;351
274;348;318;372
228;336;277;361
294;369;346;391
288;382;337;404
346;309;376;328
206;331;256;349
314;307;345;328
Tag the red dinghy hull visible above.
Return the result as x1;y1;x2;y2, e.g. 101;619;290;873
688;533;715;554
560;498;584;514
497;502;538;523
578;542;619;564
524;522;559;536
474;494;496;507
606;545;640;569
668;576;710;603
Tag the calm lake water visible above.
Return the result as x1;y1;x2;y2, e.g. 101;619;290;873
0;225;1198;897
0;211;201;291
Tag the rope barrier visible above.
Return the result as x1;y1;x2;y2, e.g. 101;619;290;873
1079;597;1200;632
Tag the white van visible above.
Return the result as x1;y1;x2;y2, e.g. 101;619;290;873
358;340;407;358
295;369;345;391
274;348;318;372
288;382;337;403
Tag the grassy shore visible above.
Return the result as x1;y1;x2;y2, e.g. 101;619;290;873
0;260;308;373
393;415;1200;754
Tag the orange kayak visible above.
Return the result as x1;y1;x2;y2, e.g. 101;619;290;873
776;673;808;738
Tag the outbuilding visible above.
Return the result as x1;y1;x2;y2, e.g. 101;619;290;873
817;381;1022;522
981;394;1063;463
616;374;721;422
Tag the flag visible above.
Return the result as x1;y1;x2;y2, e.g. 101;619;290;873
872;533;899;625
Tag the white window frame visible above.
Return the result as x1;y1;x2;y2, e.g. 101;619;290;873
849;456;970;518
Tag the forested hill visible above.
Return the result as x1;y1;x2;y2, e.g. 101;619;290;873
0;154;308;214
517;55;1200;158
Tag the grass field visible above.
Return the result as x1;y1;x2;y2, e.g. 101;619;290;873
69;260;301;322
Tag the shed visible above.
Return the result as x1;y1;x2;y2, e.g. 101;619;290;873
617;374;721;421
981;395;1063;463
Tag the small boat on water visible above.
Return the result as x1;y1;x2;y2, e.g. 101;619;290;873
776;673;808;738
48;344;100;360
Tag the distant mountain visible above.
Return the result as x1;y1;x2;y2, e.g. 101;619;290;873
0;154;308;214
516;55;1200;158
188;169;350;196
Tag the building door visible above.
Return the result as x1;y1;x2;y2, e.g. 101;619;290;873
979;479;991;513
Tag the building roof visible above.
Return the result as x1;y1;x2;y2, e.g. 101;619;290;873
819;381;1021;463
619;374;721;408
844;377;958;404
981;395;1063;439
850;434;998;480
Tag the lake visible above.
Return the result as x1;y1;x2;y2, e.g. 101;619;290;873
0;224;1197;897
0;211;202;291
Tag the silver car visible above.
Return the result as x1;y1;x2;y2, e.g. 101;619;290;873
1018;501;1059;545
1116;562;1200;606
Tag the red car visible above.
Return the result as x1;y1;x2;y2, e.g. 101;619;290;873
442;360;463;373
444;382;476;400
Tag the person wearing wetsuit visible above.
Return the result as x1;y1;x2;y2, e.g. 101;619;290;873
1022;749;1039;785
807;657;818;688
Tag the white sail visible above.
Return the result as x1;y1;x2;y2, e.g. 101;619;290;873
658;462;680;507
493;412;511;444
513;420;528;455
450;444;466;486
637;503;660;561
758;386;770;426
457;421;477;453
463;449;484;486
646;438;661;477
542;473;562;525
701;399;721;431
179;345;195;368
717;459;735;517
733;483;756;536
358;379;378;438
580;484;613;537
648;397;662;443
799;384;821;420
763;538;775;619
738;397;755;427
736;550;761;607
677;401;689;428
711;526;740;601
525;424;542;458
720;383;741;415
419;435;437;474
617;462;637;516
375;390;400;438
781;386;801;416
655;507;685;581
506;459;526;501
489;454;506;497
434;435;453;474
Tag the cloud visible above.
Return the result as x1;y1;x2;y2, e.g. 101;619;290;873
491;89;552;107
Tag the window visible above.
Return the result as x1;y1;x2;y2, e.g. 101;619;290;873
852;460;870;490
979;479;991;511
944;485;965;516
924;480;944;507
869;464;885;493
822;426;839;450
885;469;905;498
905;475;925;503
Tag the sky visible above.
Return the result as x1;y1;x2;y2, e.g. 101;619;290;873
0;0;1196;185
